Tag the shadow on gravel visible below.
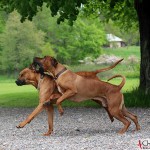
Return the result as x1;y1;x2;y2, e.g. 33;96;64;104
53;128;117;137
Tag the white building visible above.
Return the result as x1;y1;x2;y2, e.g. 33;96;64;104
106;34;126;48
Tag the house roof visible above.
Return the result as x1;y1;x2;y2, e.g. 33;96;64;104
106;34;123;42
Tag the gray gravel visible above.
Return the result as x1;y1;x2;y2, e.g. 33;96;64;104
0;107;150;150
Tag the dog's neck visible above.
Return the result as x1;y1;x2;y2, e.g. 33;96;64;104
28;73;41;89
51;63;66;77
36;74;44;90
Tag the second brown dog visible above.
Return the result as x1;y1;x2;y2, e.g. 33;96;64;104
33;56;140;134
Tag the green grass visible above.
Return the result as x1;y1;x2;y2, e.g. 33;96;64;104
0;82;39;107
69;46;140;80
1;46;148;107
70;63;140;80
0;75;15;83
0;75;149;107
0;77;141;107
103;46;140;59
0;92;39;107
124;90;150;107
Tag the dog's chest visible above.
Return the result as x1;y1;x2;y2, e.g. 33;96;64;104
57;84;64;94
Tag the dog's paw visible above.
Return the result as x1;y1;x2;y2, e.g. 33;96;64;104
43;131;53;136
111;117;114;122
58;107;64;116
136;125;141;131
16;122;25;128
59;111;64;116
16;125;23;128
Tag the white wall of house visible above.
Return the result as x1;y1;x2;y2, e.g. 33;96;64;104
106;34;125;48
109;42;122;48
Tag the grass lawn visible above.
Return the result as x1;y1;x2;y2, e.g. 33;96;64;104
103;46;140;59
0;78;139;107
70;46;140;79
1;46;149;107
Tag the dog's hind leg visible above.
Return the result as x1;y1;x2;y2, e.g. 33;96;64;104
112;109;131;134
122;105;140;131
43;104;54;136
92;99;114;122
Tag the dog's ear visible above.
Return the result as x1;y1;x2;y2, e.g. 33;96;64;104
51;57;58;68
29;63;36;72
29;64;34;70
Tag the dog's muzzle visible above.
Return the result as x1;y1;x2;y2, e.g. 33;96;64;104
15;79;26;86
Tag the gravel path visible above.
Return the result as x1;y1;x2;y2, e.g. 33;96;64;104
0;107;150;150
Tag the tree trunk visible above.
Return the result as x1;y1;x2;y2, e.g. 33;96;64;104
134;0;150;94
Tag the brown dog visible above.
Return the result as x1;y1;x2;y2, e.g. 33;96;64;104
16;69;58;135
15;60;123;135
33;56;140;134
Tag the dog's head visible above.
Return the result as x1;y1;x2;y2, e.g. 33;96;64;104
15;68;37;86
33;56;58;74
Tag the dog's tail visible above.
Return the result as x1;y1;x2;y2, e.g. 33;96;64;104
107;75;126;89
94;59;123;74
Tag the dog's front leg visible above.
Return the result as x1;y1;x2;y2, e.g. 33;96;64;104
43;104;54;136
16;103;44;128
56;90;76;114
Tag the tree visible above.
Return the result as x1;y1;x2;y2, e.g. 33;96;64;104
33;6;105;64
134;1;150;93
0;11;45;75
0;11;5;34
0;0;150;93
0;10;7;52
41;42;56;57
69;17;105;62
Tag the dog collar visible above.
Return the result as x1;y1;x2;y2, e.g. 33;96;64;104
37;74;44;90
54;67;67;80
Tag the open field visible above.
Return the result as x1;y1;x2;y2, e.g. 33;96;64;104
103;46;140;59
70;46;140;79
1;46;149;107
0;77;140;107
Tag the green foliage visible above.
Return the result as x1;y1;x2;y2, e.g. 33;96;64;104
41;42;56;57
0;0;86;25
0;11;45;73
55;17;106;64
0;11;5;34
0;0;138;30
83;0;138;30
0;10;6;62
34;6;106;64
